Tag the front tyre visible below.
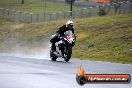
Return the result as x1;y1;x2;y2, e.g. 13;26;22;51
64;47;72;62
50;50;57;61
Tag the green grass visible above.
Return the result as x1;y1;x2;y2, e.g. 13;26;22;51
73;14;132;64
0;14;132;64
0;0;81;13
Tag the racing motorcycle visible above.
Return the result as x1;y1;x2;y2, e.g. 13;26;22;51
50;30;76;62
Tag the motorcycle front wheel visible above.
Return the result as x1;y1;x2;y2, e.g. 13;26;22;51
64;47;72;62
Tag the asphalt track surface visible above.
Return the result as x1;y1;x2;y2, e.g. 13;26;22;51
0;53;132;88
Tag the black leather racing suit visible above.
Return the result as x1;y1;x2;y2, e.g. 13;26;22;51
50;25;75;50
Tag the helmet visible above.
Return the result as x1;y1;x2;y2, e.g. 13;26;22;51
66;20;74;29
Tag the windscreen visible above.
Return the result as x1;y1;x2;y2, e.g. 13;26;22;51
65;30;74;37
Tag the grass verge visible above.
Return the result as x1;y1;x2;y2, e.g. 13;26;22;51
0;14;132;64
0;0;81;13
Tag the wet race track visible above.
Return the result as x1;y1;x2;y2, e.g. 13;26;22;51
0;53;132;88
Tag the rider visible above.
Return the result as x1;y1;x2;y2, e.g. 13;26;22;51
50;20;75;51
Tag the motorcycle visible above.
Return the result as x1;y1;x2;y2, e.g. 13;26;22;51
50;30;76;62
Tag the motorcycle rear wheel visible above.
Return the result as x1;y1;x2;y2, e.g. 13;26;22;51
50;50;57;61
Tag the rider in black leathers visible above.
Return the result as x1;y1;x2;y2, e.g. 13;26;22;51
50;20;75;51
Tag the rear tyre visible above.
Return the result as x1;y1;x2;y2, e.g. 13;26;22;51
64;47;72;62
50;50;57;61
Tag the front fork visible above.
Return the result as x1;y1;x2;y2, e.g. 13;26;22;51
63;45;72;58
